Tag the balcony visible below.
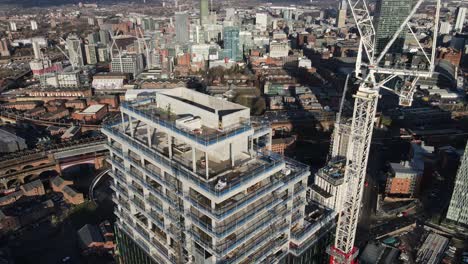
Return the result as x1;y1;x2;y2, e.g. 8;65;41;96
219;222;290;264
116;220;177;264
186;167;306;220
191;208;289;257
189;194;290;239
121;100;253;147
102;123;310;198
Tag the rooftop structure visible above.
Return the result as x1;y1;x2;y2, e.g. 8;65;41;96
415;233;449;264
0;129;27;153
309;159;346;212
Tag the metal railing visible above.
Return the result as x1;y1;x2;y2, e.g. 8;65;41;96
102;123;294;197
121;100;253;146
188;195;290;239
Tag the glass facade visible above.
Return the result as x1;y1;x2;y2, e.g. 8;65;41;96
374;0;411;54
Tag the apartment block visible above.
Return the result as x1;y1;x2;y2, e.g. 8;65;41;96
102;88;333;264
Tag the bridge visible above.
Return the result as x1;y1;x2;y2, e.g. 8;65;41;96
0;137;108;191
0;110;101;129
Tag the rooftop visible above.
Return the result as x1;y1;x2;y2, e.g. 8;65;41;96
121;88;252;141
81;104;106;114
0;129;24;144
316;159;345;185
21;179;43;192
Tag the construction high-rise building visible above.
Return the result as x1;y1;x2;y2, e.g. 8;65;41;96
66;34;85;68
85;44;98;65
223;26;241;61
0;38;11;57
455;6;466;33
336;0;347;28
103;88;336;264
110;53;144;78
99;30;110;46
200;0;209;25
175;11;190;44
97;46;110;62
374;0;411;54
446;142;468;226
31;20;38;31
9;21;17;32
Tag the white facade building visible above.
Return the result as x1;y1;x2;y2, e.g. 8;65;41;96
455;7;467;33
256;13;269;32
104;88;334;264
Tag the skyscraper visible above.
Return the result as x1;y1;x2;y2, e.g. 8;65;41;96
446;142;468;226
374;0;411;54
85;44;98;65
455;7;466;33
336;0;347;28
200;0;209;25
102;88;334;264
175;11;190;44
223;26;241;61
66;34;84;68
31;20;38;31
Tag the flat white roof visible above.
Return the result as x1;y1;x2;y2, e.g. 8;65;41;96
82;104;105;114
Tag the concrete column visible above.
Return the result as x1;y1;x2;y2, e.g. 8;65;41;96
168;135;172;158
129;115;134;137
205;151;209;179
230;143;234;167
268;132;273;151
192;146;197;173
147;126;153;147
120;112;126;132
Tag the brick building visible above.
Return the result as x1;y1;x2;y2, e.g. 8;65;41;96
72;104;108;123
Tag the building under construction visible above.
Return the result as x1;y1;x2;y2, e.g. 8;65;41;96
102;88;336;264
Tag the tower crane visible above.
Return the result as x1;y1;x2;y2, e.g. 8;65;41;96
327;0;441;263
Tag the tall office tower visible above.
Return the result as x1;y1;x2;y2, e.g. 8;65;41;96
440;21;453;35
200;0;209;25
0;38;11;57
103;88;334;264
66;34;85;68
110;53;144;78
99;30;110;46
223;26;241;61
97;45;110;62
87;32;100;45
32;41;41;59
85;44;98;65
9;21;17;32
446;142;468;226
175;11;190;44
256;13;269;31
31;20;38;31
455;7;467;33
336;0;347;28
374;0;411;55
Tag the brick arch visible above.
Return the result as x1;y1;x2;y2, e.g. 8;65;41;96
5;168;17;175
23;164;34;170
23;174;36;183
6;178;20;189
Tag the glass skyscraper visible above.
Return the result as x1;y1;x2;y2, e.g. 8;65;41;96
223;26;241;62
200;0;209;25
175;11;190;44
374;0;411;55
446;142;468;226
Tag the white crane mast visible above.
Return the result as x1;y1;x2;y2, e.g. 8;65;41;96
328;0;441;263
